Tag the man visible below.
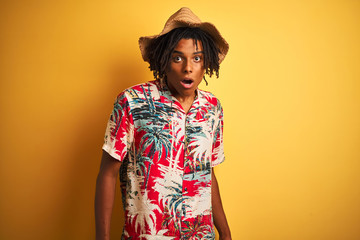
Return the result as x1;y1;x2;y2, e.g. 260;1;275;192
95;7;231;240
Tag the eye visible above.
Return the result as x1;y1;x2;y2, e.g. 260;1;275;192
173;56;182;62
194;56;202;62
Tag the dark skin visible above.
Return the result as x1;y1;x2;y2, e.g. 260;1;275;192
95;151;121;240
95;38;231;240
212;170;232;240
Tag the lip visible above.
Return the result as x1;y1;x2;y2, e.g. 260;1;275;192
180;78;194;89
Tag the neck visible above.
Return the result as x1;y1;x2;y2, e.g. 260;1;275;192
166;83;197;113
176;94;196;114
175;93;196;104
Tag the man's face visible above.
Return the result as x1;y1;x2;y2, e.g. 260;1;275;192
165;38;205;100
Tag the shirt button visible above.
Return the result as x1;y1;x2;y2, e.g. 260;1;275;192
184;187;188;191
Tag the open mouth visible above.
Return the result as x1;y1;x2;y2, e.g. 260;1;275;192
181;79;194;85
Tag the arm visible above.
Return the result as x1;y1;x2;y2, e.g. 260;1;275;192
95;150;122;240
212;169;232;240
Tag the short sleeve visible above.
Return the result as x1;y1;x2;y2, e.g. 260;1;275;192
211;100;225;167
102;91;134;162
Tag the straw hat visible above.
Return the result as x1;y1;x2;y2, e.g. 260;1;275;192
138;7;229;64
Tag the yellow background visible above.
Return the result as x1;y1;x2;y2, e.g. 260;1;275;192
1;0;359;239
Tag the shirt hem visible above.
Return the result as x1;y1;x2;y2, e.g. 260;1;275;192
102;144;123;162
212;156;225;167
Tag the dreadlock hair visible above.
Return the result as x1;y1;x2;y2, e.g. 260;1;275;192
146;27;221;85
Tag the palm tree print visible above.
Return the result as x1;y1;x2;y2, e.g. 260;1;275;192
182;215;215;239
102;80;225;239
139;125;172;159
126;86;174;125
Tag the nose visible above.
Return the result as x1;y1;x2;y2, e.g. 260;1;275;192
183;59;192;73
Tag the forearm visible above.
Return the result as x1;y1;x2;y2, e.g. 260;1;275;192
212;171;231;240
95;172;117;240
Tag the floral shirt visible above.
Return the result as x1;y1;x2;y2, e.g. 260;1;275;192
102;79;225;240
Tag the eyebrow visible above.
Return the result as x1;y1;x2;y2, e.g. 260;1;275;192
173;50;204;55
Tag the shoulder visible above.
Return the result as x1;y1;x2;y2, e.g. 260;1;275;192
125;80;158;92
115;80;158;101
198;89;223;110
